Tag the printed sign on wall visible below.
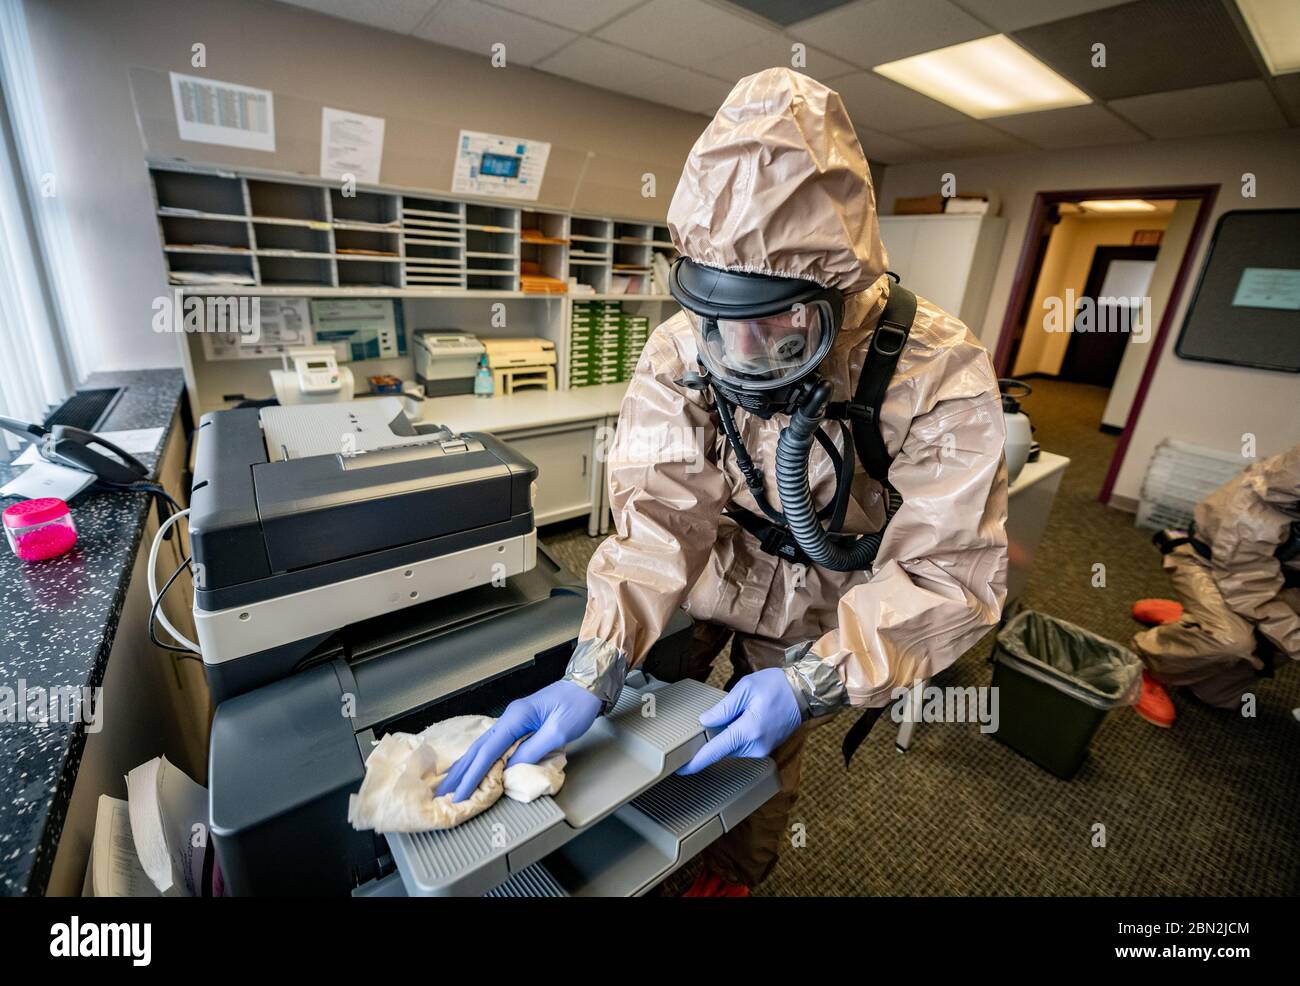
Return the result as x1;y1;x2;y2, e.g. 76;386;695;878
170;72;275;152
452;130;550;202
320;107;385;184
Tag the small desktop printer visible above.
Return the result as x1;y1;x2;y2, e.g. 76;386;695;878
413;331;485;396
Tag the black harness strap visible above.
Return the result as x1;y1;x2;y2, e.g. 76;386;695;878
831;285;917;768
827;284;917;485
725;506;809;564
841;703;890;767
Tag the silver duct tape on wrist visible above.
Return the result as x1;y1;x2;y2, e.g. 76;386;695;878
563;638;628;714
782;642;846;719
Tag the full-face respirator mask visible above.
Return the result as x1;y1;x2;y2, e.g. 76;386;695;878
669;257;912;572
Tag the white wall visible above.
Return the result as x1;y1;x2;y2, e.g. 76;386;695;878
1101;200;1198;430
20;0;712;373
875;129;1300;504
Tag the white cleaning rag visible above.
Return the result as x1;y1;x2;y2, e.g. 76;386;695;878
347;715;566;833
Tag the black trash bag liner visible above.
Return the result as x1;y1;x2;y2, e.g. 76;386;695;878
995;610;1141;706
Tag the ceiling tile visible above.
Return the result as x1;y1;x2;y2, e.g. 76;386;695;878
535;37;677;96
277;0;440;33
595;0;776;67
954;0;1132;32
703;34;858;83
1012;0;1260;101
725;0;859;27
413;0;578;66
484;0;643;32
790;0;991;69
853;126;936;163
896;120;1035;155
991;102;1147;148
831;71;969;131
1108;79;1288;139
645;66;739;114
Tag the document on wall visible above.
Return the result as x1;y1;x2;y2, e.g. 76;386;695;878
1231;267;1300;311
201;297;313;361
309;298;404;360
320;107;385;184
170;72;275;152
452;130;550;201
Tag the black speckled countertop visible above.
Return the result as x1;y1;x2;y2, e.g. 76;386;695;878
0;369;186;896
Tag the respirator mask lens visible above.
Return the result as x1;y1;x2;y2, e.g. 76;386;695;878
688;303;831;389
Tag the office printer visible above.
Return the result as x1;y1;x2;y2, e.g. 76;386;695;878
197;397;780;897
208;551;780;897
413;331;484;397
189;397;537;703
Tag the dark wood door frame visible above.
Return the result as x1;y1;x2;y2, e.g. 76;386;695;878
991;184;1220;505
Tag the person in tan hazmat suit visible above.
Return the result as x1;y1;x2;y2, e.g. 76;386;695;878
440;69;1009;894
1132;444;1300;726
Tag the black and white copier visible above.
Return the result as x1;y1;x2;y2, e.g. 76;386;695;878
192;398;778;896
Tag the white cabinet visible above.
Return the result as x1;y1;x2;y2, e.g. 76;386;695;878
499;423;601;527
877;214;1007;330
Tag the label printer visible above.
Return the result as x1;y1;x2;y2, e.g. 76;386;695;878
192;399;780;896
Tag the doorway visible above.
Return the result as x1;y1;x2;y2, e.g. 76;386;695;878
992;186;1218;504
1058;244;1159;387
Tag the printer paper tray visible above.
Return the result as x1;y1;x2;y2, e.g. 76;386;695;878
383;675;779;897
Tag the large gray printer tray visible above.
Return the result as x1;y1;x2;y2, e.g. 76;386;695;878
210;549;778;897
382;674;779;897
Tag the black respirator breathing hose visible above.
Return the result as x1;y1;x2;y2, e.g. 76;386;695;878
776;380;888;572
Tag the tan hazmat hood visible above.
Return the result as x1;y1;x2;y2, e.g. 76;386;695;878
667;68;888;295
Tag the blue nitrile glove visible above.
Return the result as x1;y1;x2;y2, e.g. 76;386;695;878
677;667;804;775
435;680;602;803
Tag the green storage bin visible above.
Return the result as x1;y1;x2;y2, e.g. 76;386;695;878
990;610;1141;779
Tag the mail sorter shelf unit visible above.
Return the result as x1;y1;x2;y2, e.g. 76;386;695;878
569;217;675;297
149;162;592;296
401;195;466;289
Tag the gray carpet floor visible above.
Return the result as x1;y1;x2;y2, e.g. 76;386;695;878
541;378;1299;895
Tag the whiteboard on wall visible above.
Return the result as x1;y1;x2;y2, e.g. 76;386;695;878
1175;209;1300;373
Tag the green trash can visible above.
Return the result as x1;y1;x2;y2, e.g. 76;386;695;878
990;610;1142;779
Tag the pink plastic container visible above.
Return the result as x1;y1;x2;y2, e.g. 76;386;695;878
3;497;78;561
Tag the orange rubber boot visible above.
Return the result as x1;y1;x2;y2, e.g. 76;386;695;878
1134;670;1176;728
1132;598;1184;626
682;868;750;897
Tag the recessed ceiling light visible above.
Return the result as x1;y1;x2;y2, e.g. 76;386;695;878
873;34;1091;119
1077;199;1158;212
1235;0;1300;75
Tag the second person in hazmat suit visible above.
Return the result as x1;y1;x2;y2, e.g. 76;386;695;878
440;69;1009;893
1132;444;1300;726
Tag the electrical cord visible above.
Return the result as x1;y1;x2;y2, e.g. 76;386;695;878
125;482;183;541
148;507;200;653
149;555;200;659
128;482;182;514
